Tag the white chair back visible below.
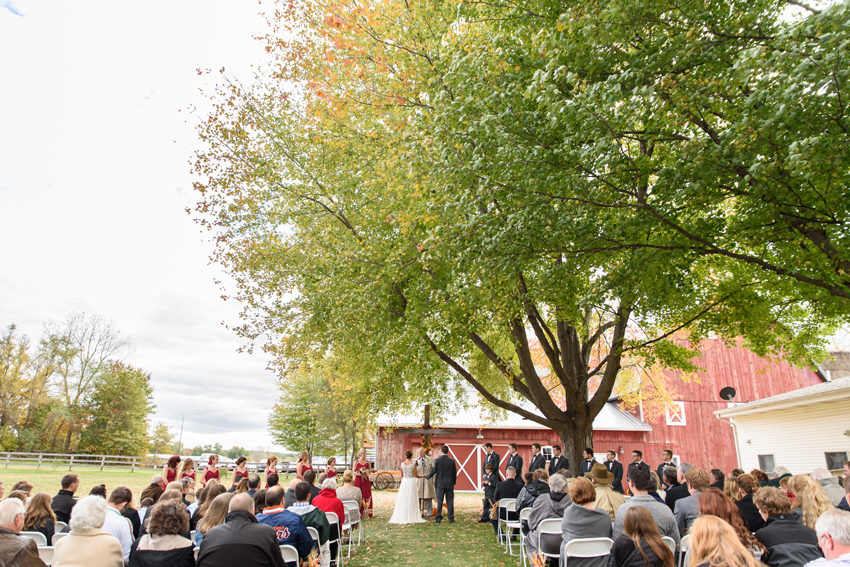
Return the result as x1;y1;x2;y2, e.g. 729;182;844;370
194;547;200;561
506;500;517;514
678;534;692;567
52;532;70;546
519;507;533;522
21;531;48;546
662;536;676;554
307;526;320;542
38;546;54;566
54;521;67;532
342;500;361;524
565;537;614;558
537;518;564;557
325;511;340;527
280;544;299;563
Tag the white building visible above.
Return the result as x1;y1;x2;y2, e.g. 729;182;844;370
715;376;850;474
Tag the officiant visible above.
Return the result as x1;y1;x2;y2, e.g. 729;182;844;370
415;447;435;520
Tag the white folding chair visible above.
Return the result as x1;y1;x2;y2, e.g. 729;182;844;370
496;498;516;547
51;532;70;546
537;518;565;564
21;531;48;546
325;511;344;567
190;530;196;542
662;536;676;554
517;507;533;567
54;521;67;532
194;547;200;561
342;500;363;543
38;546;54;566
678;534;692;567
505;501;522;556
564;537;614;567
280;544;298;565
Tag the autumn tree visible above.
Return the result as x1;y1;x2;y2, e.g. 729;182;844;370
194;0;847;471
149;421;175;455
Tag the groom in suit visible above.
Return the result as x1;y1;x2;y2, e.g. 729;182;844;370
426;445;457;523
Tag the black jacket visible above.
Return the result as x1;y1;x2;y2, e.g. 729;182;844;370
735;493;765;533
483;451;500;479
506;453;524;481
483;472;498;499
197;511;284;567
51;489;77;524
626;461;650;483
25;518;54;546
839;496;849;512
548;455;569;476
579;458;597;476
657;462;676;484
755;513;823;567
123;507;142;539
493;478;523;520
130;539;195;567
426;455;457;489
528;454;546;473
608;536;667;567
516;479;550;514
665;482;690;512
605;460;625;494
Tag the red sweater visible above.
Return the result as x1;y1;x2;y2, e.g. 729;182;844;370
311;488;346;524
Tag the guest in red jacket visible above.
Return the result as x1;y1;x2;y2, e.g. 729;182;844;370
311;477;345;564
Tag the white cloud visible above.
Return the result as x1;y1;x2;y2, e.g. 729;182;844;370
0;0;286;450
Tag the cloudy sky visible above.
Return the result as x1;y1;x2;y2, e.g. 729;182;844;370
0;0;286;450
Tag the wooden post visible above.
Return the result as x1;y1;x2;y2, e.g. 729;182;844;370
100;455;105;471
132;457;136;473
4;452;8;468
37;453;43;470
69;455;74;471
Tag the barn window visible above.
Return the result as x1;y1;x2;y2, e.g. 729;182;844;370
758;454;776;472
542;446;553;461
825;451;849;471
666;402;686;426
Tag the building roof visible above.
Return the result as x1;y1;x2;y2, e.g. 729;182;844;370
378;400;652;432
715;376;850;418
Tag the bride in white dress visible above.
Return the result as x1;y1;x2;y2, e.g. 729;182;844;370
388;450;426;524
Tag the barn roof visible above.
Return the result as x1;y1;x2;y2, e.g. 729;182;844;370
378;400;652;432
715;376;850;418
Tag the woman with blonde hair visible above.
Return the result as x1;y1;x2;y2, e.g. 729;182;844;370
724;477;741;503
193;483;226;526
23;492;56;543
195;492;234;545
687;515;763;567
179;457;195;482
734;474;764;532
609;506;675;567
790;474;833;529
234;478;249;494
295;451;313;480
698;489;762;553
264;456;279;486
336;470;363;509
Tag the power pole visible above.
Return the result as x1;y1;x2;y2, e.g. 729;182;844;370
177;414;185;455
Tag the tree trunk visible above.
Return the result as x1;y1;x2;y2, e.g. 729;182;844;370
556;419;594;478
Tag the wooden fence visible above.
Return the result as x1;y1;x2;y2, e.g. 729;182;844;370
0;452;165;472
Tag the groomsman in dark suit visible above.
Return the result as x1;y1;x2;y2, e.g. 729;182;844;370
604;449;625;493
482;443;500;480
506;443;523;484
548;444;569;476
528;443;546;473
579;447;597;475
656;449;676;487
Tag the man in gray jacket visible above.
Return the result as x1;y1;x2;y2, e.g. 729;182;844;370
674;467;710;535
613;465;680;546
812;469;846;507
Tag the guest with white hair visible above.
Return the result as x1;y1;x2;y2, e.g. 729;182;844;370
807;509;850;566
311;477;345;566
52;495;123;567
525;472;572;560
812;469;846;508
0;497;45;567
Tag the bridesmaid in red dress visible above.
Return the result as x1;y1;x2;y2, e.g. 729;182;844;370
295;452;313;480
326;457;338;478
162;455;181;485
180;458;196;482
231;456;249;487
264;456;279;488
202;455;221;487
354;449;373;518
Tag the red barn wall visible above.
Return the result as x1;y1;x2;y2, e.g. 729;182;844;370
632;338;822;473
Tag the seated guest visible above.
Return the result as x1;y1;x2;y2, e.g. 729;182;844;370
317;473;328;486
613;464;679;546
101;487;135;564
197;493;284;567
791;475;835;530
23;492;56;545
649;471;666;503
0;498;45;567
247;476;261;498
233;478;249;495
256;487;311;564
768;466;793;489
516;469;550;514
138;498;154;525
698;488;763;552
226;475;246;494
609;506;675;567
303;471;320;503
751;469;770;486
688;515;763;567
284;479;299;509
53;495;123;567
807;509;850;567
312;478;345;530
710;469;726;491
121;494;142;540
7;491;27;504
140;475;165;504
725;476;742;503
129;500;193;567
731;468;745;478
735;474;765;532
11;481;33;498
665;465;690;512
335;471;362;510
754;486;823;567
51;474;80;524
525;473;571;561
837;481;849;513
178;478;193;506
560;477;613;567
192;484;226;531
490;466;523;539
289;482;330;567
266;473;279;489
195;493;234;546
780;476;796;504
674;467;709;535
90;484;107;499
585;462;625;521
811;470;844;508
253;489;268;514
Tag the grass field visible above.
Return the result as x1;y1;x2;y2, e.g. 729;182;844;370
2;466;517;567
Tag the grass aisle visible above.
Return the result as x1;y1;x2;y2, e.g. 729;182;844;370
347;491;515;567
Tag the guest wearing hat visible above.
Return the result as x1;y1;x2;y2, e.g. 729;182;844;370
585;462;626;521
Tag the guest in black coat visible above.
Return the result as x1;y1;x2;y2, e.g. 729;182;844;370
735;474;766;533
490;466;523;539
51;474;80;524
506;444;524;484
753;487;822;567
604;450;626;494
709;469;726;491
516;469;550;514
665;464;692;512
548;445;569;476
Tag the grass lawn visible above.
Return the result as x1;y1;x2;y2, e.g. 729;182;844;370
2;466;518;567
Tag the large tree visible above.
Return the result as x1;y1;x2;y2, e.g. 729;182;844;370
194;0;847;471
